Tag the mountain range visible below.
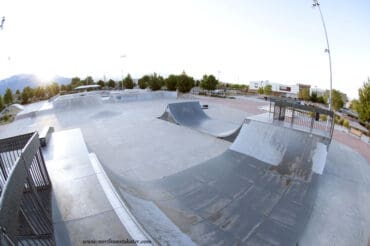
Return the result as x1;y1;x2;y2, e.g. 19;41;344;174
0;74;71;95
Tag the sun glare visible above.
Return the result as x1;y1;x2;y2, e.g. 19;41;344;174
36;71;56;83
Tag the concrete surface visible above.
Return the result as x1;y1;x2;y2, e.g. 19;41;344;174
107;117;327;245
0;93;369;245
42;128;134;245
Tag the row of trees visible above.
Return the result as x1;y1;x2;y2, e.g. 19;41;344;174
0;82;61;110
3;72;367;124
67;72;224;93
0;72;228;109
298;88;345;110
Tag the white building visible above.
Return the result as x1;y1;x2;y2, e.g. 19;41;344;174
309;87;326;97
249;81;299;98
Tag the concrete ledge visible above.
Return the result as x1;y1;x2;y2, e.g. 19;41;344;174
43;129;139;245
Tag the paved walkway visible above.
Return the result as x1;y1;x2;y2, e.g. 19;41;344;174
333;130;370;164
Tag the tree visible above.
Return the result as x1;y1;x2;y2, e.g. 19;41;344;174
257;87;264;94
200;74;218;91
97;80;105;88
331;89;344;111
0;95;4;110
45;82;60;98
3;88;13;105
165;75;178;91
34;86;46;99
355;79;370;122
66;84;72;92
177;72;195;93
15;89;20;95
317;96;326;104
123;74;134;89
299;88;310;101
138;75;150;89
21;86;34;104
147;73;163;91
107;79;116;88
310;92;318;102
264;84;272;96
71;77;81;88
85;76;94;85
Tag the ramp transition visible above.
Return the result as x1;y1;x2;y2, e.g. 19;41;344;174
110;119;330;245
159;101;242;141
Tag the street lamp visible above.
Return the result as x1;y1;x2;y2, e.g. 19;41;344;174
120;55;126;90
312;0;333;111
0;16;5;30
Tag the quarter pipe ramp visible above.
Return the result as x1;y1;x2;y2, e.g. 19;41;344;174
159;101;242;141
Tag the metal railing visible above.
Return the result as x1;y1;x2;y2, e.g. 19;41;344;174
269;97;335;142
0;132;54;245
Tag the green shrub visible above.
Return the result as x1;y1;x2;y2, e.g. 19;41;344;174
320;115;327;121
339;118;344;126
343;119;350;128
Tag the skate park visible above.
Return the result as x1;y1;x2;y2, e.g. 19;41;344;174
0;90;369;245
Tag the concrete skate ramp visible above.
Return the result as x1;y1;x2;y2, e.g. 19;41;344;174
159;101;242;141
53;93;102;110
110;119;328;245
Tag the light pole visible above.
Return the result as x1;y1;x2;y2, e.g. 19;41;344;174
120;55;126;90
0;16;5;30
312;0;333;111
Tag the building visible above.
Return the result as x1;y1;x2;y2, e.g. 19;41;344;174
249;80;299;98
310;87;326;97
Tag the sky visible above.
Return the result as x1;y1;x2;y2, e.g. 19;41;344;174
0;0;369;99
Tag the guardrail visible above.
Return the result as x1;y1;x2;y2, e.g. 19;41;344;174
0;132;54;245
269;97;335;142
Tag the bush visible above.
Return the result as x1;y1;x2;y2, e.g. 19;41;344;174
138;75;149;89
147;73;163;91
339;118;344;126
0;114;12;123
165;75;178;91
200;74;218;91
1;114;9;121
177;73;195;93
343;119;350;129
320;115;327;121
123;74;134;89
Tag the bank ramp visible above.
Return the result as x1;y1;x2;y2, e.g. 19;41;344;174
111;119;329;245
159;101;242;141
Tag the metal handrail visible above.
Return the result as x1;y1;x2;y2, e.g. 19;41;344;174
0;132;54;245
269;97;335;142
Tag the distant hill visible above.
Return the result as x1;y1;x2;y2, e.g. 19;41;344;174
0;74;71;94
